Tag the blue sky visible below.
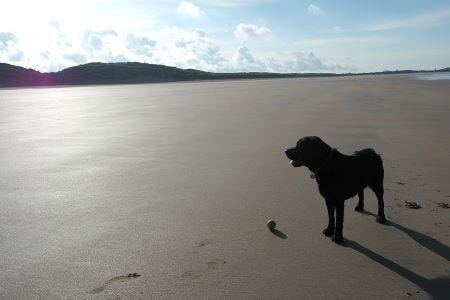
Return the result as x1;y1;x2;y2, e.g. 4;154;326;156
1;0;449;73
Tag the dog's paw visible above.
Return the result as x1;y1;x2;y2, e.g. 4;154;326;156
354;205;364;212
322;226;335;237
331;234;344;244
376;215;387;224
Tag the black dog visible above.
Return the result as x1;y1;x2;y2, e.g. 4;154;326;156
285;136;386;244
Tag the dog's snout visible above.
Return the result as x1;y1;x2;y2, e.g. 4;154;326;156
285;149;291;158
285;148;295;160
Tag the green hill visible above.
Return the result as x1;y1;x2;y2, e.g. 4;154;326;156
0;62;336;87
0;62;449;88
0;63;47;87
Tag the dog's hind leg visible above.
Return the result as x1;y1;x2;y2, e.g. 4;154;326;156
354;190;364;212
371;183;386;224
332;201;344;244
322;199;335;237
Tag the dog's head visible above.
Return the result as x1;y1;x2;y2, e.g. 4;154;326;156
285;136;332;170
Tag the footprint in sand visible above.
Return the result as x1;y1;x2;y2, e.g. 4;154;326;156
198;239;213;247
181;259;227;279
90;273;141;294
207;259;227;270
181;240;225;279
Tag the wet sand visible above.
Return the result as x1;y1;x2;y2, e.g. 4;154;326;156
0;75;449;299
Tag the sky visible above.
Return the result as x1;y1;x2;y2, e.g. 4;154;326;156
1;0;450;73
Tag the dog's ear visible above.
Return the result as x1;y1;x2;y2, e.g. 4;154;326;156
306;136;323;144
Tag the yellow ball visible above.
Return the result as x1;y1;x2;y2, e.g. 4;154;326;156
267;220;276;230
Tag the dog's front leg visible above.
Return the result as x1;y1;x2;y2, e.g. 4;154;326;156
332;201;344;244
323;199;335;237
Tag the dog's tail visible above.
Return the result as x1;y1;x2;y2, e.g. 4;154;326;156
374;152;384;182
369;149;384;183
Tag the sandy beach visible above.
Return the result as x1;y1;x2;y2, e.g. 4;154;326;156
0;74;449;299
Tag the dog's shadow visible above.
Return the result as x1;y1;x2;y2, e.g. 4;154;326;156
344;211;450;299
362;211;450;262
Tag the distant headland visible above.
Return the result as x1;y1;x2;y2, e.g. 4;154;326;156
1;62;449;88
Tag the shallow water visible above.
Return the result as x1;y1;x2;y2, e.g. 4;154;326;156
415;72;450;81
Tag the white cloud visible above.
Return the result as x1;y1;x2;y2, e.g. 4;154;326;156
231;46;266;71
126;33;157;56
151;27;227;71
2;20;355;74
290;52;340;72
366;7;450;31
0;23;228;72
82;30;119;53
234;23;272;41
177;1;201;18
63;53;87;64
267;52;349;73
308;4;325;16
0;32;18;46
0;32;24;63
229;46;351;73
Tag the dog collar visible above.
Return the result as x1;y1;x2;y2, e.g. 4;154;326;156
311;148;336;179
